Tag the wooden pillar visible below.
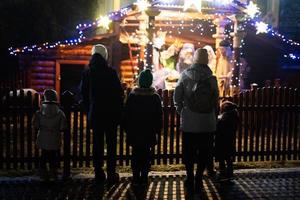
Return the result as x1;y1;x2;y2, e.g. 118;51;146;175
145;7;160;69
137;12;148;66
230;14;246;95
212;17;230;49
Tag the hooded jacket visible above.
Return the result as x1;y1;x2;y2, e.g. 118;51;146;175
124;87;163;147
174;64;219;133
33;102;67;150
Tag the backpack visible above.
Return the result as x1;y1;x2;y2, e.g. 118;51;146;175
187;75;215;113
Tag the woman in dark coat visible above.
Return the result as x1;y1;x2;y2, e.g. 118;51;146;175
124;69;163;186
215;101;239;179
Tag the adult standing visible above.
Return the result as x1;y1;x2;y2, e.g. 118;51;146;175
80;44;123;184
174;48;219;192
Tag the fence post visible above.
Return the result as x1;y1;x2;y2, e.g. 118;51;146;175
61;91;74;179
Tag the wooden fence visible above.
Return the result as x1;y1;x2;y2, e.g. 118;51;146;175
0;87;299;178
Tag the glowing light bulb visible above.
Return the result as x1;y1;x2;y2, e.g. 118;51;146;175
245;1;260;19
97;16;111;30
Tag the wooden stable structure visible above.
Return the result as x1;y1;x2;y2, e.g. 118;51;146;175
14;0;249;95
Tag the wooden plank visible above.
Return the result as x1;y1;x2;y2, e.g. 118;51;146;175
5;90;11;169
265;87;272;161
72;111;79;168
156;89;163;165
33;93;40;169
119;120;125;166
175;113;181;164
282;88;289;161
293;89;299;160
249;89;255;161
287;88;293;160
260;87;267;161
26;92;33;170
125;130;130;166
255;88;261;161
85;117;91;167
169;90;175;165
19;89;25;169
12;89;18;169
276;87;284;161
243;91;249;162
162;90;169;165
271;87;278;161
79;110;84;167
237;92;243;162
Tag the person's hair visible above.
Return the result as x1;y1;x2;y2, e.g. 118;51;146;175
193;48;209;65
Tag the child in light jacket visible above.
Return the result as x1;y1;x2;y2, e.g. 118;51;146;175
33;89;67;180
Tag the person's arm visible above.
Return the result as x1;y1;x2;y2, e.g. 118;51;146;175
79;69;90;112
112;70;124;124
32;111;40;132
123;93;133;133
211;76;220;115
154;94;163;134
174;75;184;114
59;110;68;133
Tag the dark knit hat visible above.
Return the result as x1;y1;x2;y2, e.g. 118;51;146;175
138;69;153;88
219;40;231;47
43;89;58;103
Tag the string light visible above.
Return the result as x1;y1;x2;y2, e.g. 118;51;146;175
284;53;300;60
244;1;260;19
255;21;269;34
134;0;151;12
97;15;112;30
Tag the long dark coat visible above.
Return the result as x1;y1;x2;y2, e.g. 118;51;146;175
215;105;239;160
124;87;163;147
80;54;123;127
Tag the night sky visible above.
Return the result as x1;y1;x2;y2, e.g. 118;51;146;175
0;0;101;77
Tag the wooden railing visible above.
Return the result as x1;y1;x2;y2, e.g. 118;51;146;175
0;87;299;178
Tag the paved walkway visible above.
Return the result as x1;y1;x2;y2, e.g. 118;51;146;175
0;168;299;200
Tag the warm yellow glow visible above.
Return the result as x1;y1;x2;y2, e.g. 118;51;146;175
183;0;202;12
244;1;260;19
97;15;112;30
134;0;151;12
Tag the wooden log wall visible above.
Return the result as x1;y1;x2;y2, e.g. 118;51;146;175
30;61;56;93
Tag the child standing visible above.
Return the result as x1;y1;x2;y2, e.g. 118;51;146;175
215;101;239;180
33;89;67;181
124;69;162;186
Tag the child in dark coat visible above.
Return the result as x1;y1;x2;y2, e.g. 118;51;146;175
124;69;163;186
215;101;239;179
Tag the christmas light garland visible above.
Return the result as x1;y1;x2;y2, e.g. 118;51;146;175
8;0;300;64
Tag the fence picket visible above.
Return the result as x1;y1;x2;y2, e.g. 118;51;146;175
19;89;25;169
79;110;84;167
277;87;284;160
26;92;33;169
162;90;169;165
266;87;272;161
169;91;175;165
